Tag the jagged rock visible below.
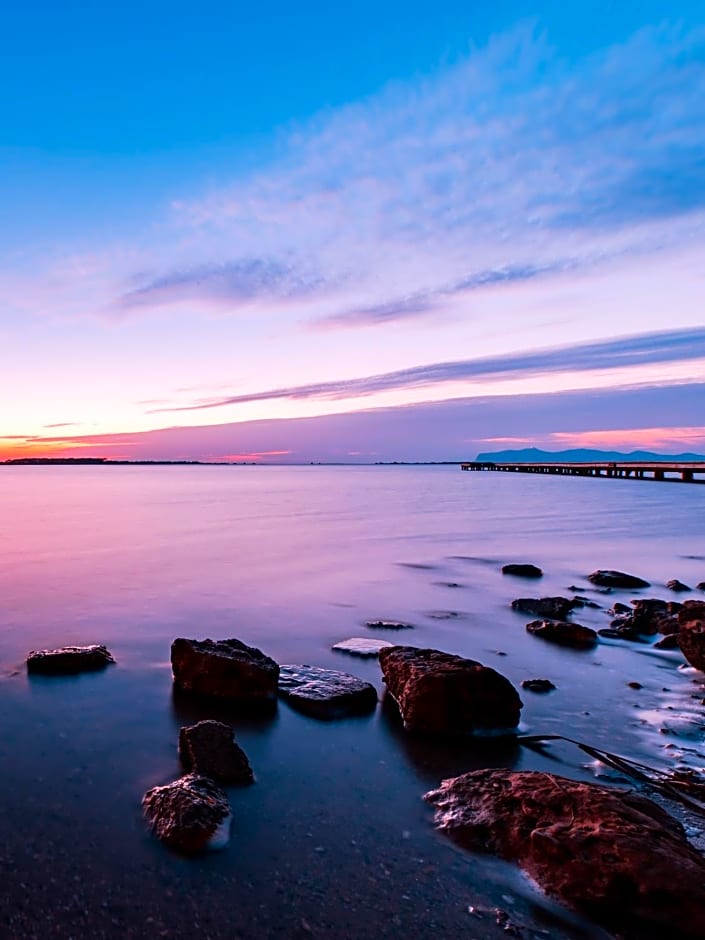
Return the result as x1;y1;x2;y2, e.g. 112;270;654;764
424;769;705;939
378;646;522;735
521;679;556;693
501;563;543;578
278;665;378;719
653;634;681;650
26;644;115;675
609;599;681;637
588;570;650;589
365;619;414;630
178;720;253;784
526;620;598;649
170;637;279;702
611;602;631;615
332;637;394;657
142;774;231;854
677;601;705;671
667;579;691;592
511;597;574;620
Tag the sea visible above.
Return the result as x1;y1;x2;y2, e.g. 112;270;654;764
0;465;703;939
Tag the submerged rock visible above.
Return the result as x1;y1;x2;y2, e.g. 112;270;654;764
365;619;414;630
571;595;601;609
378;646;522;735
501;563;543;578
521;678;556;693
170;637;279;702
667;579;691;592
142;774;231;854
511;596;574;620
278;665;378;719
26;644;115;675
332;637;394;657
677;601;705;671
526;620;598;649
424;768;705;939
588;570;650;589
178;720;253;785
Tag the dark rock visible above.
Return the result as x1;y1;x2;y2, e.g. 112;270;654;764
526;619;598;649
677;601;705;671
434;581;463;588
278;665;378;719
654;634;681;650
178;720;253;785
378;646;522;735
511;596;574;620
424;768;705;939
142;774;231;854
521;679;556;693
501;563;543;578
611;602;631;615
697;581;705;591
170;637;279;702
26;644;115;675
667;579;691;592
588;570;650;589
627;681;642;689
609;599;682;637
365;619;414;630
571;595;601;609
331;637;394;657
598;628;646;642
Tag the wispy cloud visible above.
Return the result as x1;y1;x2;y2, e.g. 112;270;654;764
150;326;705;412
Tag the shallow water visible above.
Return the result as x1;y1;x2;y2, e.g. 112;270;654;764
0;465;703;938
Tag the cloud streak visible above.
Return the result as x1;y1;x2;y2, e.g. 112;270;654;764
150;326;705;412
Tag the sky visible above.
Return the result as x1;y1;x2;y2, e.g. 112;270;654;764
2;0;704;461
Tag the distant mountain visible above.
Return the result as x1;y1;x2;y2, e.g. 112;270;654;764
474;447;705;463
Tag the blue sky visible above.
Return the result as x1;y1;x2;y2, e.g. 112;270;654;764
1;1;704;459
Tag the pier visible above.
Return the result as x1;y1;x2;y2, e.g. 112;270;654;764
460;461;705;484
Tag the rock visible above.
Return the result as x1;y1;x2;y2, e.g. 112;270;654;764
142;774;231;854
278;665;378;719
608;599;681;637
26;644;115;675
332;637;394;657
365;620;414;630
178;720;253;785
627;681;642;689
526;620;598;649
170;637;279;702
378;646;522;736
424;769;705;939
697;581;705;591
667;579;691;592
501;563;543;578
653;634;681;650
611;602;631;615
598;628;647;643
511;596;574;620
587;570;650;589
571;595;601;609
425;610;461;620
521;679;556;693
677;601;705;671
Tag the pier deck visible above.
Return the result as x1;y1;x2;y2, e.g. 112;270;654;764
460;461;705;484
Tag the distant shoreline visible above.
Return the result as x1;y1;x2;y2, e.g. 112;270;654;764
0;458;464;467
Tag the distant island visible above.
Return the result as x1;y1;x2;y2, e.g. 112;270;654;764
474;447;705;463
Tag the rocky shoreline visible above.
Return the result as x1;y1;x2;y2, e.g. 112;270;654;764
22;564;705;939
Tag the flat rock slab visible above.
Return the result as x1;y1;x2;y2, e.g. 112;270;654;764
178;720;253;785
379;646;522;736
278;665;378;719
365;620;414;630
425;768;705;939
502;563;543;578
588;570;650;589
26;644;115;675
142;774;231;854
332;637;394;657
527;619;598;649
171;637;279;702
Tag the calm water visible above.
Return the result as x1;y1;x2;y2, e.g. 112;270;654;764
0;466;703;939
